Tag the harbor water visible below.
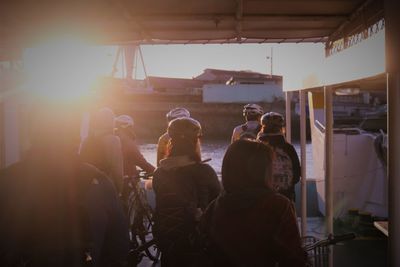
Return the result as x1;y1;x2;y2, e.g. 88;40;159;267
139;140;315;179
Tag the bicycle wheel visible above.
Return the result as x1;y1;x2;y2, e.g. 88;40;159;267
138;197;161;261
129;187;161;262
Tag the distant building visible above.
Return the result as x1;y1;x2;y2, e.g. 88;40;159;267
101;68;284;104
197;69;283;103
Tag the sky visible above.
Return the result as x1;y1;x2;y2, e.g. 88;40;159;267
117;43;326;90
23;41;327;90
20;27;386;99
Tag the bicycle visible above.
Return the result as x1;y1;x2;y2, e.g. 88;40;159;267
122;171;161;265
303;233;356;267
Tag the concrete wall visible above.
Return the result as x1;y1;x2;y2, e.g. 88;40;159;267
203;82;283;103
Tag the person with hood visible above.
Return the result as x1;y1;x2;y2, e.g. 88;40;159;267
257;112;300;201
200;140;306;267
151;117;220;267
114;114;155;177
156;107;191;166
80;107;124;192
0;101;129;267
231;103;264;142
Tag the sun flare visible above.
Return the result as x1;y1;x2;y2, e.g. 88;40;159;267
23;36;105;102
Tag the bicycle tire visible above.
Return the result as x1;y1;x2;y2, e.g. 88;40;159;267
138;202;161;261
128;185;161;262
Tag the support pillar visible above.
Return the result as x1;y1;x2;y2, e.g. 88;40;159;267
324;86;334;235
385;0;400;265
300;90;307;236
285;91;292;143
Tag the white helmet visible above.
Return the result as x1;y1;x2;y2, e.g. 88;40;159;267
115;115;134;128
166;107;190;121
243;104;263;117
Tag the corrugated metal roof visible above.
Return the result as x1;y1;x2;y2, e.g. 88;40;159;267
0;0;383;59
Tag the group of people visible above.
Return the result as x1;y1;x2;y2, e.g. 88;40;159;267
0;101;305;267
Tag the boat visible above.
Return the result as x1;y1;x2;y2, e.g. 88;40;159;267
308;89;387;218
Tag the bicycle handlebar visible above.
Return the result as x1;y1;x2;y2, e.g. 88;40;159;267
331;233;356;244
304;233;356;251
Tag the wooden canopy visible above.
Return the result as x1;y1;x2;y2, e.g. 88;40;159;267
0;0;383;60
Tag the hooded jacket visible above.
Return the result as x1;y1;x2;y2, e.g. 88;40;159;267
201;188;306;267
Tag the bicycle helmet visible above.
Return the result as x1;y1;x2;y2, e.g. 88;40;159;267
260;112;285;133
167;117;202;140
243;104;263;117
115;115;134;128
166;107;190;122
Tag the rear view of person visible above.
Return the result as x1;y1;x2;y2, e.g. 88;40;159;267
231;103;263;142
257;112;301;201
0;102;129;267
157;107;190;166
80;108;124;192
114;114;155;177
200;140;306;267
152;117;220;267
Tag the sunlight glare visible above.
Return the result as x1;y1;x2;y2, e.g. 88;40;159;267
23;36;103;102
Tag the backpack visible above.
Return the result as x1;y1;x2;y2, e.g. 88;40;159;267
153;168;199;245
239;124;262;140
271;147;294;193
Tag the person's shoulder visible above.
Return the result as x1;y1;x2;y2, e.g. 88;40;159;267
158;132;169;142
193;163;218;177
232;124;245;132
262;191;293;209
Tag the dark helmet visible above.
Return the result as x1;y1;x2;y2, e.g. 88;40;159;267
261;112;285;132
167;117;202;140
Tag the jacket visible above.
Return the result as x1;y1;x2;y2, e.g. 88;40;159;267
200;188;306;267
117;130;155;176
0;152;129;267
231;121;261;143
152;156;220;241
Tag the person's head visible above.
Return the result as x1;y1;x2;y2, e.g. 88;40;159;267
243;104;263;122
222;139;273;192
260;112;285;134
90;107;115;136
166;107;190;122
115;114;135;139
167;117;202;161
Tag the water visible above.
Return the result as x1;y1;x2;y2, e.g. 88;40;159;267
139;140;314;179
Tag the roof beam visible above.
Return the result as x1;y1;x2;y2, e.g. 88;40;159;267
132;14;347;22
112;0;152;40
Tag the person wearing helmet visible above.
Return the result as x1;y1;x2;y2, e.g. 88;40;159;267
257;112;300;202
231;103;263;143
114;114;155;178
151;117;220;267
157;107;191;166
80;107;124;192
